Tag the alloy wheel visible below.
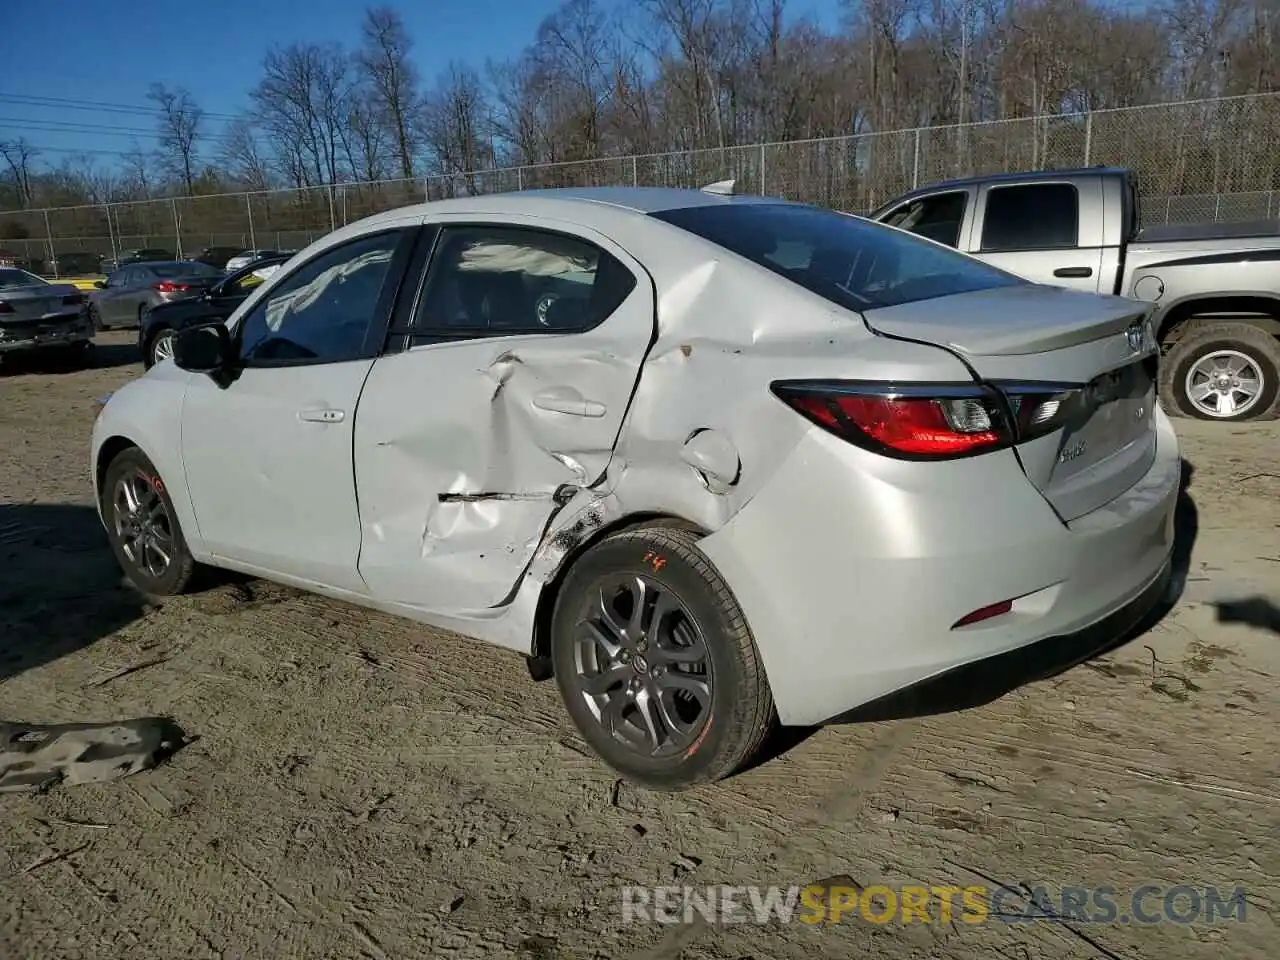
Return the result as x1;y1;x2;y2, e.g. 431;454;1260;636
571;575;713;757
1184;348;1265;419
112;469;175;580
151;330;176;365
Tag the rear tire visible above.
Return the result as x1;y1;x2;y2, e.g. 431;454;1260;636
549;523;775;790
100;447;197;598
1160;321;1280;421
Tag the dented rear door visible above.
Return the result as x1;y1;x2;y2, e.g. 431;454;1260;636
353;218;655;612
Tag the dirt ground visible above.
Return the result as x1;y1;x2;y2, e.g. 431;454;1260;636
1;331;1278;960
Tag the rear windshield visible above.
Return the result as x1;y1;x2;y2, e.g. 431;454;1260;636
151;262;222;279
651;202;1022;311
0;268;46;289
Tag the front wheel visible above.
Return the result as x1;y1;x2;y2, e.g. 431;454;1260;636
550;523;775;790
1160;322;1280;421
148;328;175;367
101;447;197;598
88;304;104;332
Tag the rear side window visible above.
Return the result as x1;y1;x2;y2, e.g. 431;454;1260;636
651;203;1021;312
980;183;1079;251
412;226;637;341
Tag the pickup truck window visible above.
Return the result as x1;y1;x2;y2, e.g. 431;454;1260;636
981;183;1079;252
881;191;967;248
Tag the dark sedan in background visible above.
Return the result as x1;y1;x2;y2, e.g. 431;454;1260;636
139;254;289;366
88;260;225;331
0;267;93;367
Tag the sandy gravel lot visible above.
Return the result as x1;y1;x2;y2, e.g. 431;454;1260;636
2;332;1278;960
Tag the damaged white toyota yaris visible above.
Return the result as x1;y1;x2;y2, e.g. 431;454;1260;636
91;186;1180;789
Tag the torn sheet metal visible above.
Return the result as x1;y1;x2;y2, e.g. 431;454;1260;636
1;717;188;793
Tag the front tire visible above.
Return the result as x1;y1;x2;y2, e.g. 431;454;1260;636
88;304;104;332
101;447;196;598
550;523;775;790
1160;322;1280;421
148;328;175;367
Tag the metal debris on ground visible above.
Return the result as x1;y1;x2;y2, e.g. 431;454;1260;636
0;717;189;793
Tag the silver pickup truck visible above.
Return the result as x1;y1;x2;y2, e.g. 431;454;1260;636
869;167;1280;422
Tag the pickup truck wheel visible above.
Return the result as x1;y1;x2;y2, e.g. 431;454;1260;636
1161;322;1280;421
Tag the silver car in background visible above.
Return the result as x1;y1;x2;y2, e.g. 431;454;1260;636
87;260;226;331
0;267;93;365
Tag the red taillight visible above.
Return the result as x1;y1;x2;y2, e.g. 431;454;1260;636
62;293;84;306
772;381;1011;460
952;599;1014;628
153;280;191;294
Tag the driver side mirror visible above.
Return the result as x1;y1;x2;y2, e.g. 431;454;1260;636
173;322;233;377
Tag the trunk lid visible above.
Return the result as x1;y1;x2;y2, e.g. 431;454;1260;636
862;284;1159;522
0;283;79;323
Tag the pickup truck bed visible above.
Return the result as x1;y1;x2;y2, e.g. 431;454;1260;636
1135;220;1280;243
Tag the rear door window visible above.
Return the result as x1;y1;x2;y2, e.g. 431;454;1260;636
980;183;1079;251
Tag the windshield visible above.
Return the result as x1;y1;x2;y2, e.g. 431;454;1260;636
0;268;48;290
650;202;1023;311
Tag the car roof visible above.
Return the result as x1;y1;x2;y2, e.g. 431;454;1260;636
349;186;785;233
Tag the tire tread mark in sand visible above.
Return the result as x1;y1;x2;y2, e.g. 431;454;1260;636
623;719;920;960
911;724;1279;806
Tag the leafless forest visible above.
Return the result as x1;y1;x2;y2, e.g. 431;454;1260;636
2;0;1279;251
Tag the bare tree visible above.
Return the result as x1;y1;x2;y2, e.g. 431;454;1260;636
148;83;204;195
0;138;39;207
421;63;490;194
220;119;273;191
357;6;421;178
253;43;356;186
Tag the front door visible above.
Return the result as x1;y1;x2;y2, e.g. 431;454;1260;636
354;220;655;613
180;228;414;591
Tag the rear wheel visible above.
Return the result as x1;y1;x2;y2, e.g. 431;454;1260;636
550;523;775;790
1160;321;1280;421
100;447;196;598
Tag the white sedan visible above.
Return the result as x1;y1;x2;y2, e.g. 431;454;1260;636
91;186;1179;789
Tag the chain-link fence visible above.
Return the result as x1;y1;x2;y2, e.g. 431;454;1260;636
2;92;1279;276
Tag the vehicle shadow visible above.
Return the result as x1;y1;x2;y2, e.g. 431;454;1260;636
88;342;141;370
0;342;138;377
0;503;146;684
1212;597;1280;635
774;457;1200;734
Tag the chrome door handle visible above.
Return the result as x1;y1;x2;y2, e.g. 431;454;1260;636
298;408;345;423
532;387;607;418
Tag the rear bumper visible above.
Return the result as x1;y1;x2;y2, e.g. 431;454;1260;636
697;407;1181;727
0;313;93;353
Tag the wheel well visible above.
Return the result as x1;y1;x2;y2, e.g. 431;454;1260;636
1157;296;1280;346
529;512;709;670
95;436;137;501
